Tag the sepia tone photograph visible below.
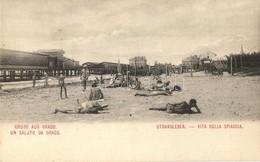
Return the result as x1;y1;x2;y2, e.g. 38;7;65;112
0;0;260;161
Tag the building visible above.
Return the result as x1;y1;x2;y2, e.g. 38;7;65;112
198;51;217;71
37;49;80;70
129;56;147;68
147;61;175;76
0;48;80;81
82;61;128;74
0;49;49;71
199;51;217;61
180;55;200;72
182;55;199;67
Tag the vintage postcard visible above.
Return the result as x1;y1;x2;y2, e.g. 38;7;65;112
0;0;260;161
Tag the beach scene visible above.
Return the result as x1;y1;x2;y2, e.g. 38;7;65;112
0;71;259;123
0;0;260;123
1;1;260;161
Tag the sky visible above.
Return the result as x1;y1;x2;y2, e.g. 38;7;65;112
1;0;260;65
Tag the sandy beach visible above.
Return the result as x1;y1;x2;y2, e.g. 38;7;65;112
0;72;259;123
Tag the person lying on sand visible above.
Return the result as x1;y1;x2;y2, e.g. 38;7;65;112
53;99;109;114
89;83;104;101
134;89;172;96
149;99;201;114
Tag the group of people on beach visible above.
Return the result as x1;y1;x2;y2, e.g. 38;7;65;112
54;65;108;114
54;82;108;114
32;71;68;99
32;64;201;115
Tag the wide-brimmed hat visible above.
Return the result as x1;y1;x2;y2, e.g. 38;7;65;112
83;64;88;68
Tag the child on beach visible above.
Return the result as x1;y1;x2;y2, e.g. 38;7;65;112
53;100;109;114
59;73;67;99
149;99;201;114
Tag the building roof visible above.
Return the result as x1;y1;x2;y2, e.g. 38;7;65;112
0;48;49;57
62;56;76;62
199;51;217;58
82;62;100;65
37;49;65;54
182;55;199;62
82;61;128;66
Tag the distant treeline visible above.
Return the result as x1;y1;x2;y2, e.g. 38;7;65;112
226;52;260;74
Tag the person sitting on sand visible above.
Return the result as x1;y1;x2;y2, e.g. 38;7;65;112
149;81;170;91
149;99;201;114
156;79;164;88
164;84;182;92
53;99;109;114
89;83;104;101
129;78;136;89
106;78;121;88
134;89;172;96
106;73;126;88
129;78;142;90
172;85;181;91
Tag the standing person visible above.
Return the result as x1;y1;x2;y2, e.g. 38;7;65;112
218;68;223;77
32;72;36;87
100;73;104;84
59;73;67;99
135;78;142;90
44;72;49;86
80;65;90;91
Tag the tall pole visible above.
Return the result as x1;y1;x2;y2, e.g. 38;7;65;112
157;62;161;75
58;29;62;49
190;60;193;77
135;57;137;77
126;65;129;88
240;45;243;72
240;54;243;72
230;55;233;76
165;63;168;76
235;56;237;73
